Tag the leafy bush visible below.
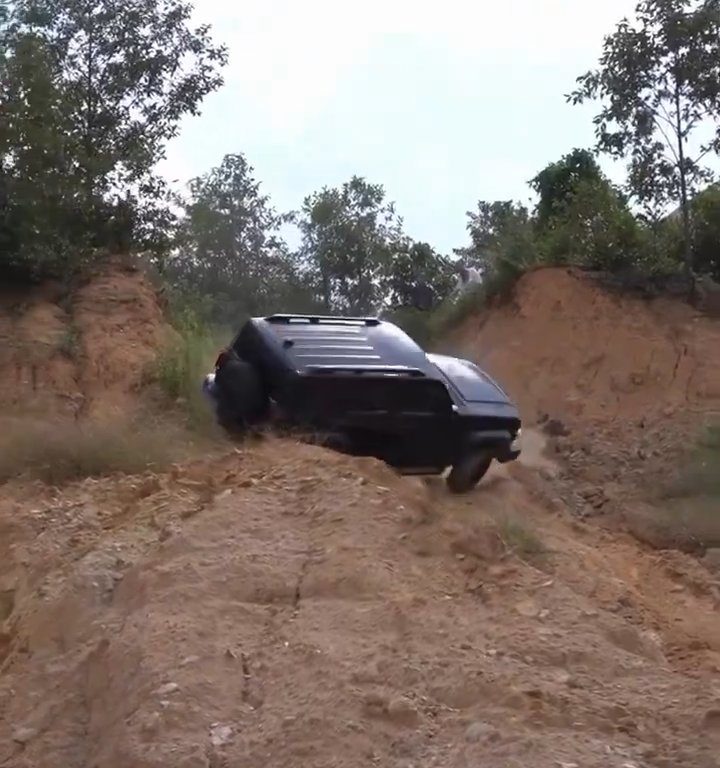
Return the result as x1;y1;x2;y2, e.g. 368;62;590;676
497;517;546;559
427;258;525;341
537;178;649;271
426;283;487;340
691;186;720;281
386;306;434;347
153;305;228;431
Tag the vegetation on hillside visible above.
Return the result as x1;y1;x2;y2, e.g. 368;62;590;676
1;0;719;341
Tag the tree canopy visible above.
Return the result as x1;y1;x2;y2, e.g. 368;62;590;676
293;176;405;315
569;0;720;273
168;153;317;324
2;0;719;325
0;0;227;279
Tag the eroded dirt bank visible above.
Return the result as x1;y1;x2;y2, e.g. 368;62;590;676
0;263;168;425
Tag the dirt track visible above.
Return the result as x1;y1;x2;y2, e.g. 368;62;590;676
1;265;720;767
2;434;720;768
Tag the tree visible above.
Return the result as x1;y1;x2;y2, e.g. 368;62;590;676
569;0;720;275
690;185;720;279
381;240;453;310
537;178;648;271
457;200;536;279
0;31;83;279
169;153;315;324
662;183;720;279
531;150;647;271
530;149;608;225
0;0;227;279
294;176;405;314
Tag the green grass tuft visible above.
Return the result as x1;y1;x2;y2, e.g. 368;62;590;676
497;516;546;558
152;307;229;432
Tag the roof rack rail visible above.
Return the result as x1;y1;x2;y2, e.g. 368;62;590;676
305;364;425;377
265;314;380;326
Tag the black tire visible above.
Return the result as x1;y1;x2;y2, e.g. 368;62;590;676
214;356;269;433
446;452;492;494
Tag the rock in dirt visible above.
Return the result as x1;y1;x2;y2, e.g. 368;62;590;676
140;712;162;737
362;693;419;727
12;726;38;745
177;749;210;768
387;697;420;727
465;721;499;744
210;723;234;747
703;549;720;573
702;709;720;731
155;682;180;696
604;625;665;664
515;599;540;618
0;589;15;621
362;692;388;717
543;419;571;438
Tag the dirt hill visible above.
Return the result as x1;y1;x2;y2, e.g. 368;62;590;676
449;267;720;430
1;266;719;768
0;262;169;425
447;267;720;523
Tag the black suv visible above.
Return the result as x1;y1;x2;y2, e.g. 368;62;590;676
203;314;522;493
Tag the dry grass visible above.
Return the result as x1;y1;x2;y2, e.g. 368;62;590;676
0;418;188;485
627;423;720;552
152;321;228;433
662;424;720;501
497;516;547;559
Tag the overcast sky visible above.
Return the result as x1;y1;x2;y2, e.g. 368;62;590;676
159;0;639;253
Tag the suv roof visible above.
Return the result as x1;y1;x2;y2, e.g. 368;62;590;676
252;314;435;377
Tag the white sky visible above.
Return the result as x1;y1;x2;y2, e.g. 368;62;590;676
159;0;639;252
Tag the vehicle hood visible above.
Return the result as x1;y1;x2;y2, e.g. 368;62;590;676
426;353;512;405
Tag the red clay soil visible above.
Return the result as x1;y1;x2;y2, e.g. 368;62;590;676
1;442;720;768
448;267;720;432
0;264;169;425
1;266;720;768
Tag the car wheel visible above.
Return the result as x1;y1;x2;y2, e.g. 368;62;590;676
446;452;492;494
215;357;269;433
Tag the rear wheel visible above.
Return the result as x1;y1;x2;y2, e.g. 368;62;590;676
446;452;492;494
214;356;269;434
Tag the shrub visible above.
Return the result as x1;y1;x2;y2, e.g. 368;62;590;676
497;517;546;558
537;178;649;271
385;306;433;347
426;259;524;341
153;305;228;431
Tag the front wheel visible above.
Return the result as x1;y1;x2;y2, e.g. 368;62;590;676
446;452;492;494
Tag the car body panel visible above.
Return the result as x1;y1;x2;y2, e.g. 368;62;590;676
236;314;436;377
426;353;511;404
206;314;522;474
